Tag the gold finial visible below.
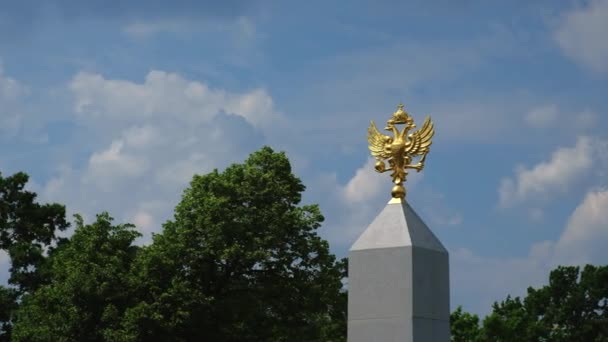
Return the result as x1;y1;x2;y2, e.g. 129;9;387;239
367;103;435;198
392;103;409;124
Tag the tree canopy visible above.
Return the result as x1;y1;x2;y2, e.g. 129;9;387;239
4;147;346;342
451;265;608;341
2;148;607;342
118;146;347;341
0;172;69;341
11;213;141;341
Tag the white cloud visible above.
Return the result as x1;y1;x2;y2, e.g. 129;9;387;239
344;158;424;204
224;88;280;129
132;210;155;232
341;158;390;204
128;200;172;244
41;165;73;199
525;104;558;127
122;125;159;148
554;189;608;264
554;0;608;73
33;70;271;242
155;153;213;186
84;140;149;189
454;188;608;315
499;136;596;207
70;70;279;129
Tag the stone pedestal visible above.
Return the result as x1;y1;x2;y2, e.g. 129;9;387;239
347;198;450;342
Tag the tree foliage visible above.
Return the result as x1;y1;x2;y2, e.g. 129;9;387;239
450;306;481;342
5;147;346;341
0;287;18;342
4;149;608;342
121;146;347;341
11;213;141;342
452;265;608;342
0;172;69;341
0;172;69;291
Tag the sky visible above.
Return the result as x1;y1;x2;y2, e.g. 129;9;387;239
1;0;607;317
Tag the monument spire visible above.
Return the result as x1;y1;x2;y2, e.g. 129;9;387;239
348;102;449;342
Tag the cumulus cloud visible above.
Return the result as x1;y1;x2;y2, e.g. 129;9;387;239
498;136;597;207
122;125;158;148
84;140;149;189
70;70;280;129
132;210;154;232
34;70;272;242
155;153;214;186
554;0;608;73
455;188;608;315
341;158;389;204
494;128;608;298
554;189;608;264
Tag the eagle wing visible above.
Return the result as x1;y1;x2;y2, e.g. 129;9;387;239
407;116;434;156
367;121;392;159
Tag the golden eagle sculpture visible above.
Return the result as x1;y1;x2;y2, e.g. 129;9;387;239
368;103;435;199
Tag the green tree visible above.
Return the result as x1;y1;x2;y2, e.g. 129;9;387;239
479;265;608;342
120;146;347;341
481;295;544;341
526;265;608;341
0;171;69;341
0;287;18;342
11;213;141;342
450;305;482;342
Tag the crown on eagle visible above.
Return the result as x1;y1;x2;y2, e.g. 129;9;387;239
390;103;412;124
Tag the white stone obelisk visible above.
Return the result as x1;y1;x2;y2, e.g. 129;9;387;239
347;197;450;342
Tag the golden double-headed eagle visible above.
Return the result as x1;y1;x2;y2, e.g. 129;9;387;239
367;103;434;199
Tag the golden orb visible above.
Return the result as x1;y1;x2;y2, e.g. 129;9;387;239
391;185;406;199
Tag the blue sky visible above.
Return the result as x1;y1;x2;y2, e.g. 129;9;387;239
1;0;608;316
